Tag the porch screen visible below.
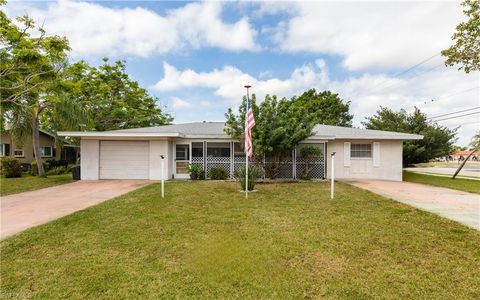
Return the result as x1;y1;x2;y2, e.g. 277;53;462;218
206;142;231;177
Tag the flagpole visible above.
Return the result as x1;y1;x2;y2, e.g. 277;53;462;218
244;85;251;199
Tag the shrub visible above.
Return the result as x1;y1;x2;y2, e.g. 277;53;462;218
209;167;228;180
46;159;68;170
0;157;22;178
46;166;68;176
187;164;205;180
30;160;48;176
66;164;74;173
300;145;323;179
236;165;264;191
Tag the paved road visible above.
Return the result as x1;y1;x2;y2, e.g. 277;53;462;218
1;180;150;239
404;167;480;179
348;180;480;230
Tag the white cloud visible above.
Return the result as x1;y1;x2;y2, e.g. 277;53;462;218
6;0;258;57
170;97;193;110
154;59;478;145
153;59;329;103
262;1;465;71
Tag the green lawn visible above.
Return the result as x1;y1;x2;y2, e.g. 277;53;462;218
0;173;73;196
413;161;479;168
1;181;479;299
403;171;480;194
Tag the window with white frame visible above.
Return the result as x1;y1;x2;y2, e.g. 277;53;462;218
0;144;6;157
41;146;53;157
351;143;372;158
175;145;189;161
14;149;24;157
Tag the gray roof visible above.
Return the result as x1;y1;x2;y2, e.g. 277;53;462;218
313;124;422;140
58;122;423;140
113;122;227;136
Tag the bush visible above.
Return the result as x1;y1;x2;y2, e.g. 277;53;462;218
46;159;68;170
46;166;68;176
187;164;205;180
209;167;228;180
30;160;48;176
300;145;323;179
0;157;22;178
236;165;264;191
66;164;74;173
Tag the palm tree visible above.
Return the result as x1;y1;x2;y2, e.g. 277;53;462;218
7;93;85;176
1;11;84;176
452;132;480;179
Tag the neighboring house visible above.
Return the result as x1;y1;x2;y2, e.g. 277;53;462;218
59;122;422;181
0;128;77;165
449;150;480;162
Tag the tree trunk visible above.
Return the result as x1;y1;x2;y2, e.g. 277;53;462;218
452;151;475;179
32;117;46;177
303;157;312;178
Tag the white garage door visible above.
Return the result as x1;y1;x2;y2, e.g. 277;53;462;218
99;141;149;179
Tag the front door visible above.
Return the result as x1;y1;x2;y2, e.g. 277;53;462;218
175;143;190;179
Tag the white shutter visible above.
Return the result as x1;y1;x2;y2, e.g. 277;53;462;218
373;142;380;167
343;142;351;167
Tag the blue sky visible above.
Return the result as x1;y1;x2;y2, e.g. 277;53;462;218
5;0;479;145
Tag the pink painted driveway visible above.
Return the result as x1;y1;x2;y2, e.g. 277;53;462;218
349;180;480;230
1;180;150;239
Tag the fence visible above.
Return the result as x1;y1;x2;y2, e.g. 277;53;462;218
189;141;326;180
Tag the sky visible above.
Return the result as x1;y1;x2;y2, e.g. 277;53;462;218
4;0;480;146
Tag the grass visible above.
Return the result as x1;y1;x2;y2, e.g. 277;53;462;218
413;161;479;168
1;181;479;299
0;173;73;196
403;171;480;194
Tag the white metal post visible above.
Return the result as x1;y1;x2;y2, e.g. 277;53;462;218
160;155;165;198
244;84;251;199
246;155;249;199
330;152;336;199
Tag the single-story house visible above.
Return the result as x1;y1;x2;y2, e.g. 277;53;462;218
1;128;78;166
58;122;422;181
448;150;480;162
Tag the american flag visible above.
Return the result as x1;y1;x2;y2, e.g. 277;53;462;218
244;99;256;157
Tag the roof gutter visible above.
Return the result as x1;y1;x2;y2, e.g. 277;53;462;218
57;131;183;138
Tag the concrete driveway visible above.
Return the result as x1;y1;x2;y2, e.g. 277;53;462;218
348;180;480;230
1;180;150;239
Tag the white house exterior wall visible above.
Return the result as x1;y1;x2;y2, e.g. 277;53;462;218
79;138;404;181
326;140;403;181
80;139;100;180
149;140;170;180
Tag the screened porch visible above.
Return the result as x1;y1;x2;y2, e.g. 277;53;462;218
174;141;326;180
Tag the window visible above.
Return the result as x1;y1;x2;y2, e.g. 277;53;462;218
0;144;9;157
207;142;230;157
233;142;245;157
175;145;189;161
41;146;53;157
192;142;203;158
14;149;24;157
351;144;372;158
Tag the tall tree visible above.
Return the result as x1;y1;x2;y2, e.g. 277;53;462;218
1;7;79;176
363;107;457;165
290;89;353;126
441;0;480;73
44;59;173;132
452;132;480;179
469;131;480;150
225;94;318;178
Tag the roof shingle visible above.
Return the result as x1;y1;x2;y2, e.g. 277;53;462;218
59;122;423;140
